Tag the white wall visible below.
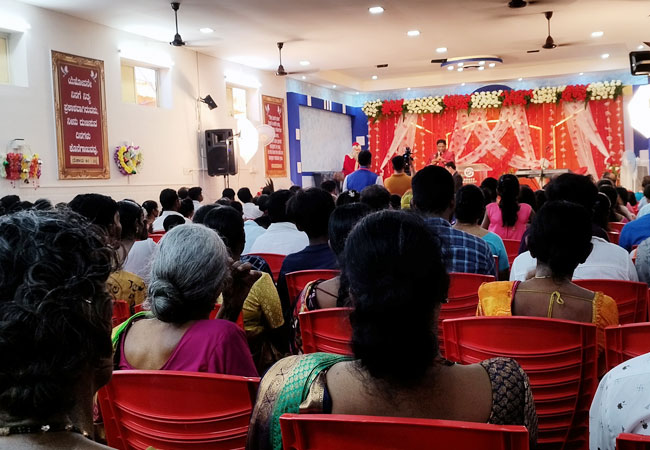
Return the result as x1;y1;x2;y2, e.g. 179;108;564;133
0;0;291;205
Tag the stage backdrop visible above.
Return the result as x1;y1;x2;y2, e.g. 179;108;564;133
364;82;625;182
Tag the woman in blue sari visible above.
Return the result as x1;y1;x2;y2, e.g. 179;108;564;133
247;210;537;450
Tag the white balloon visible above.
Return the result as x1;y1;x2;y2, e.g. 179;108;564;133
257;124;275;146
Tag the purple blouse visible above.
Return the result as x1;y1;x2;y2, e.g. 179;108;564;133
118;318;258;377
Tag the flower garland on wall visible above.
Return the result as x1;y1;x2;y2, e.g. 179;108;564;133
114;144;143;176
362;80;624;120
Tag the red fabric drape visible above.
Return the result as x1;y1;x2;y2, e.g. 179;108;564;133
368;98;625;181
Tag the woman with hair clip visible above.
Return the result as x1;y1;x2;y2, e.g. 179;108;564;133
482;174;534;241
248;210;537;450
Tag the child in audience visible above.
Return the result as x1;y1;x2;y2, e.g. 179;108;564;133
248;211;537;450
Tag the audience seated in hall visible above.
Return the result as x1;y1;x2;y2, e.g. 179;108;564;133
360;184;391;211
119;200;156;285
69;194;146;311
243;194;270;255
113;224;258;377
202;206;287;373
411;165;496;275
0;209;118;449
177;186;189;200
335;189;360;206
178;197;195;220
620;211;650;251
590;352;650;450
151;188;188;232
290;202;371;354
637;185;650;218
482;174;534;242
248;211;537;450
239;187;263;220
188;186;203;212
163;214;185;232
384;155;412;196
634;237;650;285
478;201;619;357
277;188;337;317
222;187;236;202
512;173;637;281
142;199;159;234
248;190;308;256
599;184;628;224
453;185;509;280
342;150;383;192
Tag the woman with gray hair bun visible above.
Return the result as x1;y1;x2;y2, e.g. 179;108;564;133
112;224;259;376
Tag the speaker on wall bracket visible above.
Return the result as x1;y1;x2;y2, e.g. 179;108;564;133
205;129;237;176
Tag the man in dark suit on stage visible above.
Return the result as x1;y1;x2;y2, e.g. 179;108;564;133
445;161;463;193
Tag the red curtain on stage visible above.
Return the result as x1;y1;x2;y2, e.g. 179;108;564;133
368;98;625;182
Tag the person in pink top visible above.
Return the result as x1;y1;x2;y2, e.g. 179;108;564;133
114;224;259;377
482;174;535;242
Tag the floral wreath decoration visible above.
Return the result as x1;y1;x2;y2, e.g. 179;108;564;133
114;144;143;176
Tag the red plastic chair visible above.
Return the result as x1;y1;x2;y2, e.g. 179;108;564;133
438;273;495;357
608;231;621;245
149;232;165;243
112;300;130;327
502;239;520;266
609;222;626;233
244;253;286;283
443;316;598;450
604;323;650;372
573;279;648;324
209;304;245;330
299;307;353;356
617;433;650;449
98;370;260;450
286;269;339;304
280;414;530;450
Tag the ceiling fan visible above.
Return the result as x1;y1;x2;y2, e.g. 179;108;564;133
275;42;315;76
526;11;577;53
169;2;185;46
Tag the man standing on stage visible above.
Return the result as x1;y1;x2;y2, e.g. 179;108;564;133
430;139;455;166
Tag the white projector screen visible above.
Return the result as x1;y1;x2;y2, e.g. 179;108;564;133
299;105;352;172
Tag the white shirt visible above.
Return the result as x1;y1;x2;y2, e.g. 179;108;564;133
123;238;157;284
248;222;308;256
244;220;267;255
510;237;638;282
151;210;189;232
590;352;650;450
341;173;384;192
192;200;201;212
243;202;263;220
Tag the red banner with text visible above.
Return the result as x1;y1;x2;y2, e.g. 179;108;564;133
262;95;287;178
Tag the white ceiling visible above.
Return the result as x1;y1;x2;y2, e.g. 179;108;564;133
19;0;650;91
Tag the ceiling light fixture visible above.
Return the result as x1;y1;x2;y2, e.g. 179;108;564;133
440;56;502;71
332;85;337;88
489;63;496;68
458;67;464;72
579;72;584;75
407;87;411;90
299;60;310;66
447;65;454;71
436;47;447;53
372;75;378;80
369;6;384;14
301;76;306;80
356;91;360;95
518;77;523;81
461;83;466;86
457;62;464;67
601;53;610;59
639;45;645;50
591;31;604;38
479;61;485;66
200;27;214;34
407;30;420;37
478;66;485;71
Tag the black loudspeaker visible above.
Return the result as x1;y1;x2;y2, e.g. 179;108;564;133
630;51;650;76
205;129;236;176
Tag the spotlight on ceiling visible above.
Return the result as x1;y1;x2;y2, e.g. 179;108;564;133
369;6;384;14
